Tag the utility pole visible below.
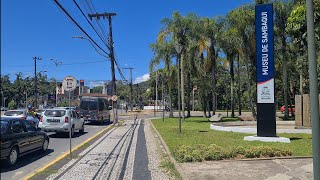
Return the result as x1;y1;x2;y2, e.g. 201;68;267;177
88;12;118;124
50;59;62;107
33;57;42;109
306;0;320;179
124;67;133;111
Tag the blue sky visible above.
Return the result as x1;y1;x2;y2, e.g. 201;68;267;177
1;0;253;87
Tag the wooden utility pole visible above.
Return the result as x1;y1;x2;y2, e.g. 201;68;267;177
88;12;118;123
33;57;42;109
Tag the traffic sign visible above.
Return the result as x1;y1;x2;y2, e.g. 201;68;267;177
112;95;118;102
62;76;77;92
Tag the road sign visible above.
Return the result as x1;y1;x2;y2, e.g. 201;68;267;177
112;95;118;102
255;4;276;137
62;76;77;92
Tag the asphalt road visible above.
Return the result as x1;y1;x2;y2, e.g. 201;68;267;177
0;123;111;180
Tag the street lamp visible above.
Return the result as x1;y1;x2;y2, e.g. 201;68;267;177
174;42;182;133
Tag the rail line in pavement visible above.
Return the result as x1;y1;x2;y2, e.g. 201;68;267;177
50;117;141;180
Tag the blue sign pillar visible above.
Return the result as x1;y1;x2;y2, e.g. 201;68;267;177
256;4;276;137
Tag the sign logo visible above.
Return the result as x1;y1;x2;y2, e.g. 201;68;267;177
256;4;275;104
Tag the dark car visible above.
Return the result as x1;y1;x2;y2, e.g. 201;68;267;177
0;117;49;166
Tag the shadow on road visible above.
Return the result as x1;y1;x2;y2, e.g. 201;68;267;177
49;132;88;139
0;149;54;173
85;121;112;126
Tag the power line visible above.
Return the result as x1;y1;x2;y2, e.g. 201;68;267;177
86;0;109;41
73;0;110;51
6;59;106;68
53;0;110;57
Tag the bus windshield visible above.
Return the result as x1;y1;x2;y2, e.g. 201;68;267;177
80;100;98;110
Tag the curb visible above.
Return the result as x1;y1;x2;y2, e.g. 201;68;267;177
148;118;190;180
22;125;114;180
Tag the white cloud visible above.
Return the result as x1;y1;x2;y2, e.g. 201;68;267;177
134;73;150;84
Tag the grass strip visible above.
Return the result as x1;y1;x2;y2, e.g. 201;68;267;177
152;117;312;162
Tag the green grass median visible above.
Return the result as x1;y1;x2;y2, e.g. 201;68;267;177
151;117;312;162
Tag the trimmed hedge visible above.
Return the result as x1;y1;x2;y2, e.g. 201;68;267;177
173;144;293;163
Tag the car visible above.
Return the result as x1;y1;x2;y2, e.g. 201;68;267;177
0;107;8;111
2;109;27;119
39;108;84;137
0;117;49;166
280;105;295;113
2;109;40;127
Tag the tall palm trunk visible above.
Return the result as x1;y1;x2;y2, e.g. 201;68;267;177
229;56;235;118
187;72;191;117
245;58;257;118
282;33;289;119
207;98;211;117
181;53;185;120
237;54;242;116
202;92;207;117
169;84;173;118
210;42;217;116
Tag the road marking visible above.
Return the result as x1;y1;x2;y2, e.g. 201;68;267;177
22;125;114;180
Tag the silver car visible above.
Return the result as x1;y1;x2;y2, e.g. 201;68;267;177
2;109;27;119
2;109;40;127
39;108;84;137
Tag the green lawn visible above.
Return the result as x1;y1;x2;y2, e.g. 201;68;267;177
151;117;312;158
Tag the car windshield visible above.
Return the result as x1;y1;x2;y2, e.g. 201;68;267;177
4;111;24;116
44;110;66;117
80;101;98;110
0;120;9;133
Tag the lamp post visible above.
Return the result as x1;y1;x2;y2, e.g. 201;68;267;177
306;0;320;178
174;42;182;133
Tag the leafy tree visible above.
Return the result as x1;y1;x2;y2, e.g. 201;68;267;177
8;100;17;110
93;86;103;93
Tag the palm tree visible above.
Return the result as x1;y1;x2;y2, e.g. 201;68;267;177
158;12;195;119
227;5;257;118
274;0;296;119
202;17;219;116
149;41;175;117
217;17;242;118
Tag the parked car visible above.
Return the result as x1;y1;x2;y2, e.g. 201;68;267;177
39;108;84;137
2;109;40;127
280;105;295;113
0;117;49;166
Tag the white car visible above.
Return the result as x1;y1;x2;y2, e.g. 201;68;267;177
39;108;84;137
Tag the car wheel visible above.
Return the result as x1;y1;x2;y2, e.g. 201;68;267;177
7;146;18;166
42;138;49;151
79;123;84;133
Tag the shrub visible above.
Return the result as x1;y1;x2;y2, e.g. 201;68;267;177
173;144;293;163
8;100;17;110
